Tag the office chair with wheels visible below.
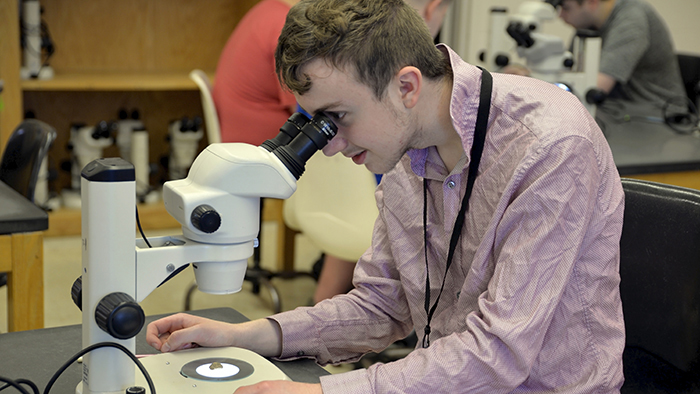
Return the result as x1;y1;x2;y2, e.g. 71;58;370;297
677;53;700;110
619;178;700;393
283;153;378;262
0;119;57;288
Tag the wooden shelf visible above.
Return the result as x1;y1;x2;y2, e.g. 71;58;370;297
46;201;180;237
21;71;215;92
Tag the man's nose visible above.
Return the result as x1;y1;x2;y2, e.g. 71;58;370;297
322;134;347;156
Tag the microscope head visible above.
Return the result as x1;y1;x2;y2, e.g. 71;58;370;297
162;112;336;244
160;112;336;294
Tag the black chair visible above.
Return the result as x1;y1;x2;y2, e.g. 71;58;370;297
677;53;700;110
619;178;700;393
0;119;57;287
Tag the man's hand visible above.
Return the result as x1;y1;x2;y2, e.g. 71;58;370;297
146;313;282;356
235;381;323;394
597;72;616;94
146;313;237;352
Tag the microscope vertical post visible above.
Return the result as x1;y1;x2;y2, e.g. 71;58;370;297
80;159;137;394
487;7;511;71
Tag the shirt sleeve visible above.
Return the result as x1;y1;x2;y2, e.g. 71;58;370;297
599;8;650;83
270;182;415;365
319;136;605;393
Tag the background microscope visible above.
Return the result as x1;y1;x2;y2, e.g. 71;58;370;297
61;121;114;208
483;0;603;115
19;0;54;80
167;116;204;181
116;108;158;203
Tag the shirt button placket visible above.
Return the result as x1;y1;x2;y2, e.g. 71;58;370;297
444;179;460;230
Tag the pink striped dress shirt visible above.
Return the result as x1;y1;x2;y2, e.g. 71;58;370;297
271;45;626;393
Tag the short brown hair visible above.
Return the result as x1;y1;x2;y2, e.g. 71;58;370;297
275;0;451;99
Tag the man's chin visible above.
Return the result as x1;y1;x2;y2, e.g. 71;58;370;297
363;159;397;175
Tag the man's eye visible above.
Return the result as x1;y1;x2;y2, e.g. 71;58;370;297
326;112;345;121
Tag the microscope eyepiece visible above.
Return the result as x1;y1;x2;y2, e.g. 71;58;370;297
261;112;311;152
273;112;337;179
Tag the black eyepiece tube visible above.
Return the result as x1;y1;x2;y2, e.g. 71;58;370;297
273;113;337;179
260;112;310;152
506;22;535;48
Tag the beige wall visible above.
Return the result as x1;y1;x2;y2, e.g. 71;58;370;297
647;0;700;54
446;0;700;66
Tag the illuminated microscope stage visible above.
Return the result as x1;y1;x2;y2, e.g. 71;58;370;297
135;347;290;392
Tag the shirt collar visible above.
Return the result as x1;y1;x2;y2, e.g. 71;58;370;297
407;44;484;180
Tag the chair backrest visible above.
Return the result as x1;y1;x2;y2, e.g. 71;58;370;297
284;153;379;262
619;178;700;392
189;69;222;145
677;53;700;109
0;119;57;203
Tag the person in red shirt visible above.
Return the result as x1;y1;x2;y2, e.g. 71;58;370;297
212;0;299;146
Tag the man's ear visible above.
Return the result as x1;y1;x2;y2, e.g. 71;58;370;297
397;66;422;109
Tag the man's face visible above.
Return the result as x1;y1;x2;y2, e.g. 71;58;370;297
294;59;416;174
558;0;597;29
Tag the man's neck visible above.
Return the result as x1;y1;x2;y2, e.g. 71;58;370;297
408;68;464;172
436;134;465;172
431;78;464;172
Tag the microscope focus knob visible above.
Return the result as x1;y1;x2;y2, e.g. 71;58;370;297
495;54;510;68
586;88;608;105
191;204;221;233
95;292;145;340
71;276;83;311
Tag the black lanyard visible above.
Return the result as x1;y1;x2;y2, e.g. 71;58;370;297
422;68;493;348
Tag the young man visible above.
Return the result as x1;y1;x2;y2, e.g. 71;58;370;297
312;0;452;304
147;0;626;392
556;0;686;119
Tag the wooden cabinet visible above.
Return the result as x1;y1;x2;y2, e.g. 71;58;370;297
0;0;259;236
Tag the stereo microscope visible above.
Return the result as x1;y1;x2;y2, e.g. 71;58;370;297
71;112;336;393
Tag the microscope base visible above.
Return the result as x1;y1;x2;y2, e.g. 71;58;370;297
20;66;54;80
74;347;288;394
136;346;289;392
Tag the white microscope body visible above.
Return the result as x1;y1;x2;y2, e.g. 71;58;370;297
71;122;114;191
496;0;602;115
116;109;156;202
168;117;204;180
74;112;335;394
20;0;54;80
63;122;115;208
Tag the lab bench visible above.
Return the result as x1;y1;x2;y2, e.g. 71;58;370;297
602;113;700;189
0;307;329;392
